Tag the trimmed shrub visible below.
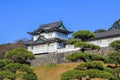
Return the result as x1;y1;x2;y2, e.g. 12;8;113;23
75;61;104;70
67;39;81;44
109;40;120;51
61;70;85;80
85;69;113;79
66;52;91;62
23;73;38;80
104;67;113;74
91;54;105;61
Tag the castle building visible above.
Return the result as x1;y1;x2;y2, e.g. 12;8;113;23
25;21;120;54
88;30;120;47
25;21;73;54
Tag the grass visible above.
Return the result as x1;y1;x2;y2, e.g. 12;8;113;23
33;62;114;80
33;62;82;80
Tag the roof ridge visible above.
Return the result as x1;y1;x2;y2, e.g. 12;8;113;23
40;20;62;27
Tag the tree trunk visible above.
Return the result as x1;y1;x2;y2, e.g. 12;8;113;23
78;77;82;80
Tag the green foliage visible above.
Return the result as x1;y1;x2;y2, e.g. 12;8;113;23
75;61;104;70
19;64;33;73
104;58;116;64
66;52;91;62
114;67;120;73
23;73;38;80
0;71;15;80
109;40;120;51
90;54;105;61
5;47;35;64
66;52;105;62
104;67;113;74
0;48;38;80
46;64;57;68
67;39;81;44
94;29;107;33
108;52;120;65
114;67;120;78
108;19;120;31
61;70;85;80
85;69;113;79
4;63;20;73
72;30;95;41
89;44;100;50
61;69;113;80
110;77;120;80
74;41;89;48
74;41;100;52
0;60;7;70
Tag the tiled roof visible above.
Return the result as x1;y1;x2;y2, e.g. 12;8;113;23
28;21;72;35
25;37;66;45
39;21;62;30
90;29;120;40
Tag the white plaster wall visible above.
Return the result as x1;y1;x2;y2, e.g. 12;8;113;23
32;44;48;54
40;32;56;39
28;46;33;52
56;32;68;39
88;37;120;47
66;44;74;49
27;42;58;54
57;44;80;53
33;35;39;41
48;42;58;52
35;32;68;40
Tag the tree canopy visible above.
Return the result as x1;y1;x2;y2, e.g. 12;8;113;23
61;61;114;80
74;41;100;52
94;29;107;33
5;47;35;64
108;19;120;31
72;30;95;41
0;48;38;80
109;40;120;51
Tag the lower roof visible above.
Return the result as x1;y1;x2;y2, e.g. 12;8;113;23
89;29;120;41
25;37;66;46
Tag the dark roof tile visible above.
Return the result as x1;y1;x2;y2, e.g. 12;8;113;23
89;30;120;40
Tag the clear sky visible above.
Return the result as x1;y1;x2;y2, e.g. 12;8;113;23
0;0;120;44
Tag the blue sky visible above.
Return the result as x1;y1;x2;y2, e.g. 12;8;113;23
0;0;120;44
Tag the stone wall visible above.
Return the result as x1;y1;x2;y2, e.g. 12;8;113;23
31;53;67;66
85;47;115;56
31;47;115;66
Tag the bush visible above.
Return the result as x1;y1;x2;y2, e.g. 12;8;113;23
0;71;15;80
19;64;33;73
5;48;35;64
66;52;91;62
85;69;113;79
91;54;105;61
4;63;20;73
61;70;85;80
75;61;104;70
67;39;81;44
104;67;113;74
109;40;120;51
72;30;95;41
104;58;115;64
108;52;120;64
0;60;7;70
23;73;38;80
74;42;100;52
66;52;105;62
